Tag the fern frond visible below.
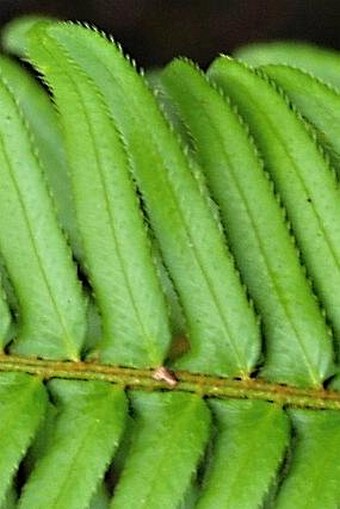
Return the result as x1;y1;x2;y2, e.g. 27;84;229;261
0;16;337;508
208;57;340;363
155;58;334;387
26;24;172;368
29;22;263;378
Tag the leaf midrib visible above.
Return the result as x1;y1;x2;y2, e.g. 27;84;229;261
0;354;338;410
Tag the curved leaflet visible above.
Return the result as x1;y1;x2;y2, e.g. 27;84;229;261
0;75;87;360
26;22;262;378
275;409;340;509
156;59;334;387
3;35;186;352
111;392;210;509
18;380;127;509
208;57;340;362
0;55;81;257
0;373;47;506
26;28;172;367
196;400;289;509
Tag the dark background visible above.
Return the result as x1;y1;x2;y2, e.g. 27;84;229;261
0;0;340;68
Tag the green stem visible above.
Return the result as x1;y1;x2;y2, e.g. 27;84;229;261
0;354;338;410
